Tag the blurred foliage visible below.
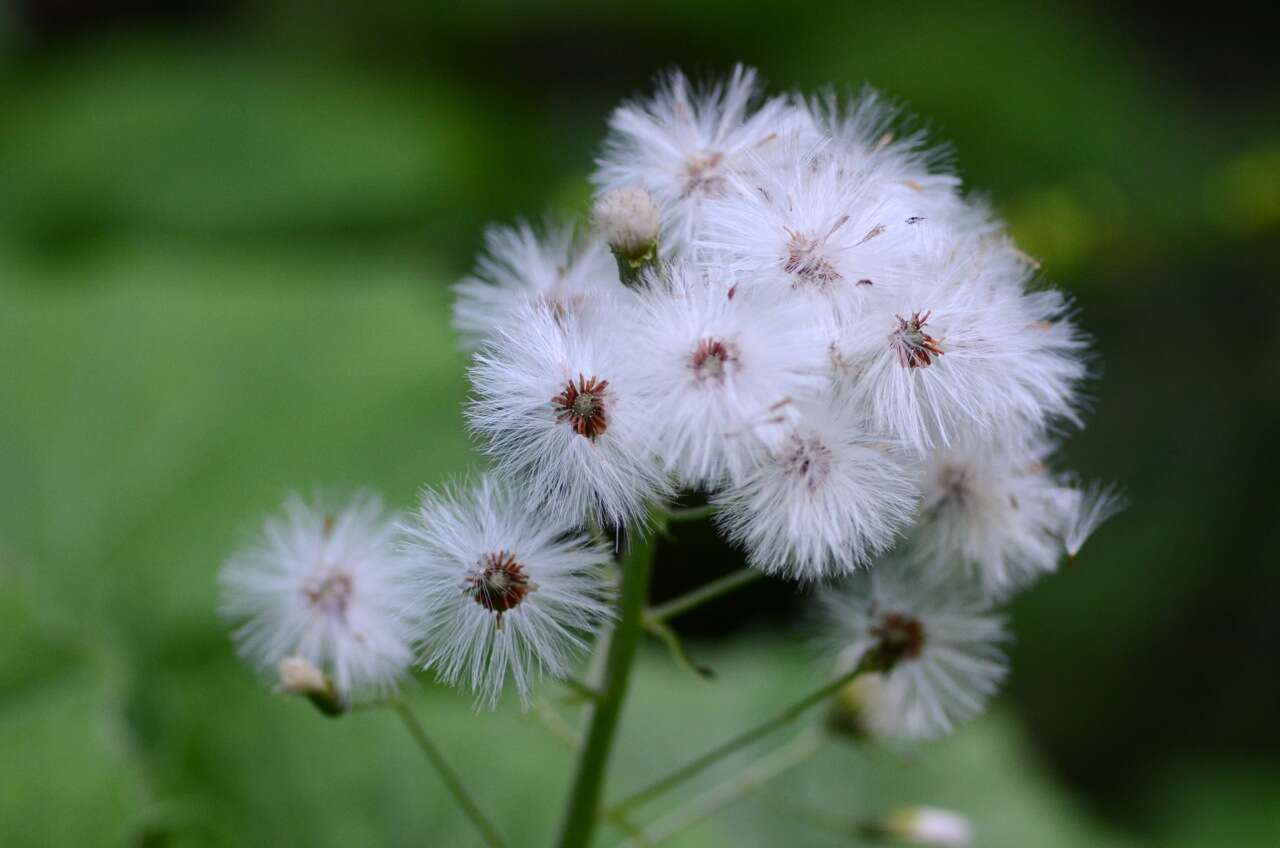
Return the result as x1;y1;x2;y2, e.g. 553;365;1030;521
2;0;1278;845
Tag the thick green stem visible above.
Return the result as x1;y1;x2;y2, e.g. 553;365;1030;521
647;567;763;623
555;525;659;848
607;657;875;816
392;700;505;847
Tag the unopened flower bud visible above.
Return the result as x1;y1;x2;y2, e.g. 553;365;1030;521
592;185;660;287
873;806;972;847
825;671;885;739
277;656;346;717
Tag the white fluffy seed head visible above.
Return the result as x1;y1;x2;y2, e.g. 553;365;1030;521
837;236;1088;453
713;394;917;580
824;565;1008;740
400;476;614;708
452;219;620;350
908;439;1079;597
219;493;416;702
465;299;671;528
624;262;832;486
593;184;661;257
593;64;797;259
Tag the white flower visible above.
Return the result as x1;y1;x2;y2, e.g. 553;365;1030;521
400;476;613;707
466;300;670;527
1063;480;1126;560
593;65;795;259
825;566;1008;740
909;439;1076;597
837;237;1088;452
713;395;916;580
593;184;661;258
698;146;912;321
452;219;619;349
219;493;416;702
625;262;831;485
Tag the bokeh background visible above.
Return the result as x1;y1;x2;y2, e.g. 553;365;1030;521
3;1;1278;845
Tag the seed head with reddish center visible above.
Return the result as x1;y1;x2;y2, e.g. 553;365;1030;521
869;610;926;667
466;550;535;623
892;310;944;368
689;337;739;383
552;374;610;439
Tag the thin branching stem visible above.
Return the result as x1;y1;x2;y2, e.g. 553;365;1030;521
607;657;875;816
647;567;763;623
391;700;506;847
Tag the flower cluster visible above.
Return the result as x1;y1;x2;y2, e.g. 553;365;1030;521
220;67;1121;738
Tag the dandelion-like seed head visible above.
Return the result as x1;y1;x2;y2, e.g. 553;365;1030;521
781;433;834;490
869;609;926;666
303;569;354;619
782;221;846;287
682;150;727;197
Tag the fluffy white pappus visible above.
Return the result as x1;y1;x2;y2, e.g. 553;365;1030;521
593;184;661;256
466;301;671;528
824;566;1008;741
712;395;917;580
837;237;1089;453
452;219;620;350
219;493;416;702
625;263;832;486
909;439;1078;597
592;65;797;259
400;476;613;708
698;147;916;322
1063;479;1126;559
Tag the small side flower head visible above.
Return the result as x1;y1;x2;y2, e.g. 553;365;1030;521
219;493;416;706
400;476;614;707
713;395;916;580
276;656;343;716
824;565;1008;741
593;185;660;285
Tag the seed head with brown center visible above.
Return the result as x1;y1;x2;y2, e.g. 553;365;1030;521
552;374;610;439
466;551;536;626
303;572;353;620
782;434;834;492
689;337;739;383
892;310;944;368
868;610;926;668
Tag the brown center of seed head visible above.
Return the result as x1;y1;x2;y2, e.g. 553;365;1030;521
552;374;610;439
467;551;534;616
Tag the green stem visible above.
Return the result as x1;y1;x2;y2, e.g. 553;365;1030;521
555;524;659;848
660;504;718;523
392;700;505;847
647;568;763;623
607;657;874;816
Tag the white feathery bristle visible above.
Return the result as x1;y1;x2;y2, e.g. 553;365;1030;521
713;395;917;580
400;476;614;708
592;184;660;256
220;493;416;702
276;656;329;695
466;300;671;527
1063;480;1126;557
824;565;1008;740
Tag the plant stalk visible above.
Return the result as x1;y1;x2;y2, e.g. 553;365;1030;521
392;699;506;847
647;567;763;623
555;523;659;848
607;656;875;816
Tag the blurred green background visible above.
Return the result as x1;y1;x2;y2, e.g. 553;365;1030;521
2;1;1278;845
